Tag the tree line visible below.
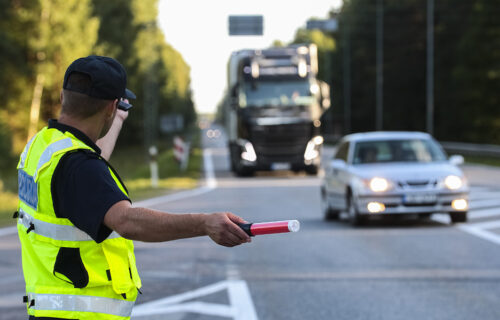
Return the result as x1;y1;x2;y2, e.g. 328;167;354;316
294;0;500;144
0;0;195;171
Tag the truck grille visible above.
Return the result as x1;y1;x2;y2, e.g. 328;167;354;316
250;123;311;163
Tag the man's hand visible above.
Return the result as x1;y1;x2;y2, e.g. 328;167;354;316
115;108;129;123
115;99;130;122
204;213;252;247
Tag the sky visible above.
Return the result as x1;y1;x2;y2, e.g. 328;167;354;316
158;0;342;114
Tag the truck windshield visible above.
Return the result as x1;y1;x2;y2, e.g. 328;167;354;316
240;80;315;107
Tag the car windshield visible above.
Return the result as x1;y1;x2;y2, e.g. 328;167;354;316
352;139;447;164
240;80;315;107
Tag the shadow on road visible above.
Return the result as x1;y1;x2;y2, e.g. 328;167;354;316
301;215;448;233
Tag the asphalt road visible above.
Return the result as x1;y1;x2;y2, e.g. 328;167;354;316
2;126;500;319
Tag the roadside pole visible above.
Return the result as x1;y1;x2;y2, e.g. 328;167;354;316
426;0;434;135
149;146;159;188
375;0;384;131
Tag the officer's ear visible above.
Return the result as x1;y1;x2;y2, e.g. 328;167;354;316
104;99;118;119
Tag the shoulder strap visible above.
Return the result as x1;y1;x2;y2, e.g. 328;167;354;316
77;149;129;195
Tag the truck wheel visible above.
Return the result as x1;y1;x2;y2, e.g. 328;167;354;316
234;163;254;177
449;212;468;223
305;165;319;176
229;148;236;172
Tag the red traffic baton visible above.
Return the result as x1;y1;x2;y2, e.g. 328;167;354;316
238;220;300;236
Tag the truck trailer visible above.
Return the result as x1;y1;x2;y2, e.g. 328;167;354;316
223;44;331;176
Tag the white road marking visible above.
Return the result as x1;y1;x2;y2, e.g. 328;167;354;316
468;198;500;210
466;219;500;230
458;225;500;247
441;186;500;246
468;207;500;220
132;280;258;319
134;148;217;208
228;280;259;320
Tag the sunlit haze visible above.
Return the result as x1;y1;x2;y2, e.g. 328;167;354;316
158;0;342;114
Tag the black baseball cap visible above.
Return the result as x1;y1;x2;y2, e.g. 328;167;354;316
63;55;135;109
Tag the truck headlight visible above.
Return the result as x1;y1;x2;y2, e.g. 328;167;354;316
241;141;257;162
369;177;390;192
304;136;323;161
444;175;463;190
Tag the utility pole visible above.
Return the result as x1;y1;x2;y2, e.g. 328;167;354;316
343;16;351;134
375;0;384;131
426;0;434;135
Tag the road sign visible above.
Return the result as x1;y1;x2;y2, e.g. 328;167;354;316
306;19;338;32
173;136;190;170
229;15;263;36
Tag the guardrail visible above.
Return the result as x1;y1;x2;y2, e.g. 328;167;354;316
324;134;500;158
441;142;500;157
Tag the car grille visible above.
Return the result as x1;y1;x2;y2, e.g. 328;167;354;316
250;123;311;163
398;180;438;189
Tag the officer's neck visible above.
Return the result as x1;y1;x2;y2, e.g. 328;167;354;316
58;113;104;143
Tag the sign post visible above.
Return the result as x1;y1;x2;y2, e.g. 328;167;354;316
173;136;190;171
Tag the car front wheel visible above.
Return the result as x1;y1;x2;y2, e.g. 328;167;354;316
449;212;468;223
348;194;364;226
321;187;339;220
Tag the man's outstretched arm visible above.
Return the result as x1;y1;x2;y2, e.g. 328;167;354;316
104;200;252;247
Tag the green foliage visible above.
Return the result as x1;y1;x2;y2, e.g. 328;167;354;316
0;0;198;211
292;26;337;136
92;0;196;146
303;0;500;144
0;0;196;174
0;0;99;153
0;119;13;170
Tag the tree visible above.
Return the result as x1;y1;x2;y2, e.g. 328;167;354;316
0;0;98;153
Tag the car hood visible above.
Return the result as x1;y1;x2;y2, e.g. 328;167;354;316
350;162;464;182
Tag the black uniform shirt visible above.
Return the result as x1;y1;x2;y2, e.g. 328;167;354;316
49;119;130;243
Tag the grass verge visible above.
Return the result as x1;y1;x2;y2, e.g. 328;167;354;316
114;145;202;201
462;155;500;167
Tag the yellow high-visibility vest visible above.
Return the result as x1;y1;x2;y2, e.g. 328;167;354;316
17;126;141;320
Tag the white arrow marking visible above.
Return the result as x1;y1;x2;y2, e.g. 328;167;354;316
132;280;258;319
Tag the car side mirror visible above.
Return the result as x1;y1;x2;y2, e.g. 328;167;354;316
331;159;346;169
449;155;464;166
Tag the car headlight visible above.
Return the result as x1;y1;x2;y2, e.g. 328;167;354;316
444;175;463;190
369;177;390;192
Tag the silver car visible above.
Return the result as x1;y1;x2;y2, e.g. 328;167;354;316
321;132;469;225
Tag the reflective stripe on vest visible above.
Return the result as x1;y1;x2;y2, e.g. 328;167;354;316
19;209;120;242
27;292;135;317
19;135;36;169
33;138;73;180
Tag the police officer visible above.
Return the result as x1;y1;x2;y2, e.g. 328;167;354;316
16;56;251;320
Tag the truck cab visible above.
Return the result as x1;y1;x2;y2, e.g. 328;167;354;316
224;44;330;176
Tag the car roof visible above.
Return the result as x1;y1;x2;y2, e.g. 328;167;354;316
341;131;433;143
